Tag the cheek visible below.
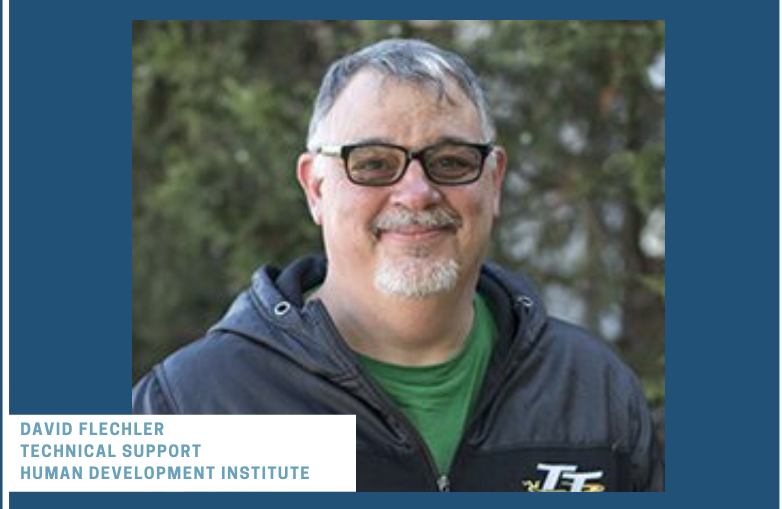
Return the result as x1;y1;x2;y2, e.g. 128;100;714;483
457;184;495;220
320;185;382;249
455;190;498;244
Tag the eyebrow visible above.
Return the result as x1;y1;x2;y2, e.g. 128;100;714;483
346;135;486;148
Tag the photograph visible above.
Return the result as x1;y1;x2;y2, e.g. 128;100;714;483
132;20;666;492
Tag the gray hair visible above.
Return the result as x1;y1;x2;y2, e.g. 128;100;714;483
307;39;496;149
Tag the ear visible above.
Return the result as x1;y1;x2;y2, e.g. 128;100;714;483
297;152;325;226
489;146;508;217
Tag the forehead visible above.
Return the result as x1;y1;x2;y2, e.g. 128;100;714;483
319;70;484;145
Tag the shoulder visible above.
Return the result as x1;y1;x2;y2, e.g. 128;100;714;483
482;262;649;420
161;332;255;378
481;261;640;390
545;318;625;367
544;317;645;399
132;331;280;414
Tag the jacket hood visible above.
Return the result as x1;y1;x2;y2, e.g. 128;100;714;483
210;254;549;379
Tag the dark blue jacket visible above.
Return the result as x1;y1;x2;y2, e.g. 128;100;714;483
132;256;664;492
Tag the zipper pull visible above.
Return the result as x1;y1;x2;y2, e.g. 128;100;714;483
437;475;451;492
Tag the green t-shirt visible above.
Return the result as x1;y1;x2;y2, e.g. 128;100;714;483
357;293;497;475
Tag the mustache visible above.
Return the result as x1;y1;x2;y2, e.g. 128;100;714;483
371;208;463;235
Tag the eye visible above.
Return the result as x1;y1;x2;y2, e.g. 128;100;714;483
347;147;404;180
431;156;474;171
425;145;483;181
351;156;398;173
427;155;480;179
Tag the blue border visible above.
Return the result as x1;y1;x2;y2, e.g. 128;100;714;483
9;2;126;416
5;10;782;507
674;5;779;503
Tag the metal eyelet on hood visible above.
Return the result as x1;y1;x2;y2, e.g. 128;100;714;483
274;301;292;317
517;295;534;309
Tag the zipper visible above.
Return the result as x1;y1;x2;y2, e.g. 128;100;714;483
313;301;445;491
447;294;537;482
312;294;537;492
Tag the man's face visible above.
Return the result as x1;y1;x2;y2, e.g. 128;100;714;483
298;70;506;299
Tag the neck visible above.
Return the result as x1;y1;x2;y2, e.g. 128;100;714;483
313;273;477;366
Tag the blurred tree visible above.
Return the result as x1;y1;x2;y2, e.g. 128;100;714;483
132;22;665;431
133;21;327;379
462;21;665;380
132;20;455;381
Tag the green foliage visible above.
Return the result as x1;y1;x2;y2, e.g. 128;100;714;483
643;355;666;407
133;21;326;379
642;275;666;300
467;21;666;413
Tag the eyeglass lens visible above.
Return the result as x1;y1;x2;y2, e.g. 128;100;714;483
347;144;484;185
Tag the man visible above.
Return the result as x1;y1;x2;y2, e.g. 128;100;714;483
133;39;664;492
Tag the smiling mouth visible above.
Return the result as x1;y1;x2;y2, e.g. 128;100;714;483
370;207;463;242
376;225;455;242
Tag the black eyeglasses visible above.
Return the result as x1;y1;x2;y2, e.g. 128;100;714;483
314;141;494;187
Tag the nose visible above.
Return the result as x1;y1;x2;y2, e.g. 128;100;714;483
389;159;443;209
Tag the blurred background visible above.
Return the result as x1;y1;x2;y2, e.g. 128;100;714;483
132;20;665;445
